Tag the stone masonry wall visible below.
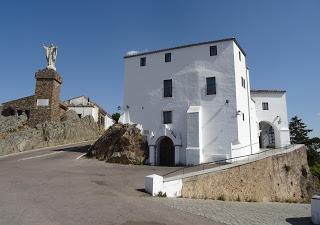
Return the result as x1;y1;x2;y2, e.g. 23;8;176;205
181;146;319;203
1;95;35;117
30;68;63;126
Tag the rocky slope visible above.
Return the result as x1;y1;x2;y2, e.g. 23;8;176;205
88;123;148;165
0;110;100;156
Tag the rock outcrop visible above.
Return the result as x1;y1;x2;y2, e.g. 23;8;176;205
88;123;148;165
0;110;100;156
0;113;28;134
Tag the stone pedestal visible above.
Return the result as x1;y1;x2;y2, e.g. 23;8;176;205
29;68;63;126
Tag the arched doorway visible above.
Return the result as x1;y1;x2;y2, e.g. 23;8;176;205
259;121;275;148
157;137;175;166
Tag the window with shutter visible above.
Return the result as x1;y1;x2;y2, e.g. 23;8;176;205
165;53;171;62
163;111;172;124
262;102;269;110
210;45;217;56
206;77;216;95
140;57;146;66
164;79;172;97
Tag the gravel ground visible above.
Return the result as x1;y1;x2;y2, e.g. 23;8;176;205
150;198;313;225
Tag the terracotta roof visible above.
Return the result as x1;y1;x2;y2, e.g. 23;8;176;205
250;89;286;93
124;37;246;58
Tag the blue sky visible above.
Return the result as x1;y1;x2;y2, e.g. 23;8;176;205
0;0;319;136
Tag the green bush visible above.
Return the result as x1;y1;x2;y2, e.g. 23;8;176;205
111;113;120;123
310;164;320;180
156;191;167;197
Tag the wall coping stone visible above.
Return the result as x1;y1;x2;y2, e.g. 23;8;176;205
164;144;304;182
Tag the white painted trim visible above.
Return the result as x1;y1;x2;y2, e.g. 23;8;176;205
76;153;87;160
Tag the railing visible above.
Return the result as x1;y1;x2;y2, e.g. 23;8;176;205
162;144;295;179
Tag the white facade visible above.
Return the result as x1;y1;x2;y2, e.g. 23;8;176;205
64;96;114;130
251;90;291;148
122;38;290;166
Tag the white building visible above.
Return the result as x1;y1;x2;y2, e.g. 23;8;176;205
64;96;114;130
251;90;290;149
121;38;290;166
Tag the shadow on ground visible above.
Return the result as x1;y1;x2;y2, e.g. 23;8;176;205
136;188;148;194
286;217;312;225
53;145;91;154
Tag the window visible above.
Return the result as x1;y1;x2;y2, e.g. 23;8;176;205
206;77;216;95
163;79;172;97
163;111;172;124
241;77;246;88
100;116;105;126
242;113;245;121
268;126;275;144
262;102;269;110
239;51;241;61
165;53;171;62
210;45;217;56
140;57;146;66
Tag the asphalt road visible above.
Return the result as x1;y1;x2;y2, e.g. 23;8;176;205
0;143;224;225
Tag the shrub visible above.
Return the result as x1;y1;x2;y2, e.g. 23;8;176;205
111;113;120;123
310;164;320;180
156;191;167;197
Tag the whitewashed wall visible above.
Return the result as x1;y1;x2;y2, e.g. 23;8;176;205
251;91;290;148
68;96;89;105
104;115;114;129
67;106;99;122
124;40;244;165
231;43;254;157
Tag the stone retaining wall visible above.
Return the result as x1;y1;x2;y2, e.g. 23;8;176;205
181;145;319;203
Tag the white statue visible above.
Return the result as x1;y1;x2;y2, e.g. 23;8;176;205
43;44;58;70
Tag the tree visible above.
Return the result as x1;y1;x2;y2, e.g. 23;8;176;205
305;137;320;167
289;116;320;175
289;116;312;144
112;113;120;123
